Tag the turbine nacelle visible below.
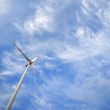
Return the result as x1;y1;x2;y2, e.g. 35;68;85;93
26;56;38;67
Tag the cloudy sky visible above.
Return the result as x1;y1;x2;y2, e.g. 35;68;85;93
0;0;110;110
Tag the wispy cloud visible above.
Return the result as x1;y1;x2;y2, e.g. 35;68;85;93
0;0;10;16
54;29;110;62
1;51;24;76
14;0;57;35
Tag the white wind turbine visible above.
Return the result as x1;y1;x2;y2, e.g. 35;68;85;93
5;43;39;110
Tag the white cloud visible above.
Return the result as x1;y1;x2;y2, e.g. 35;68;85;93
14;0;78;35
97;6;110;28
0;50;25;76
0;82;15;109
0;0;10;16
44;62;56;69
54;31;110;62
64;74;110;109
16;0;57;35
30;72;110;110
24;10;53;35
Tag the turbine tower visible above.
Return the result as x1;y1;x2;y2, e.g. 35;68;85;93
5;43;38;110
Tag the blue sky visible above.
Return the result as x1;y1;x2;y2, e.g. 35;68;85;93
0;0;110;110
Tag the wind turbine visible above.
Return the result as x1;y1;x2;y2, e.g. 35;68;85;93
5;43;38;110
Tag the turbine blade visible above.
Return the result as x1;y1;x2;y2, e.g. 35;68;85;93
13;43;31;62
31;56;38;63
